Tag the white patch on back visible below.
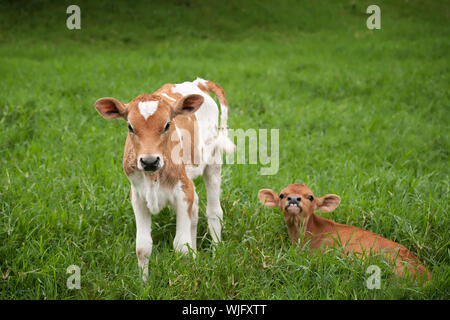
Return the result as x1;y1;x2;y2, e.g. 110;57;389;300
170;78;223;179
193;77;208;88
172;81;205;97
138;100;159;120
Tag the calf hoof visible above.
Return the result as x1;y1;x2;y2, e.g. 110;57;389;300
173;236;195;255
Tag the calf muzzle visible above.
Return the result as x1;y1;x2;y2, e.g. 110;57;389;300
139;155;161;172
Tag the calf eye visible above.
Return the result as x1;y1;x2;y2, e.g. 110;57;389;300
279;194;285;199
307;195;314;201
127;123;134;133
164;121;171;132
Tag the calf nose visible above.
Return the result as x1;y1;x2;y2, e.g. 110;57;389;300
287;196;301;204
140;155;160;171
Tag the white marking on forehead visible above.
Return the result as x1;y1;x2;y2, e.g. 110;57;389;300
138;100;159;120
161;93;176;102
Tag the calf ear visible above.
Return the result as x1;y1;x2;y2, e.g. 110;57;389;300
95;97;126;119
258;189;280;208
173;94;204;116
316;194;341;213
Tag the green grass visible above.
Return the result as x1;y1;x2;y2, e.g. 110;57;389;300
0;0;449;299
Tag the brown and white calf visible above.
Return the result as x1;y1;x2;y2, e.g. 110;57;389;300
95;78;235;281
258;183;430;281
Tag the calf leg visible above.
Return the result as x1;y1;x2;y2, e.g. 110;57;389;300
173;182;194;254
131;190;152;283
203;164;223;243
190;192;199;252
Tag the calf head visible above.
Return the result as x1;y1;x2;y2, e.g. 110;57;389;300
95;93;204;172
258;184;341;243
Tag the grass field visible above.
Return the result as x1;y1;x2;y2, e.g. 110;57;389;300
0;0;449;299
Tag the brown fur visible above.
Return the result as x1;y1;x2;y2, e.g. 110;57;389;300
173;114;200;167
95;81;227;221
258;183;431;281
205;81;228;108
96;91;205;219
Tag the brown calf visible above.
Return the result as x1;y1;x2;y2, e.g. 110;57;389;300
258;183;430;281
95;78;235;282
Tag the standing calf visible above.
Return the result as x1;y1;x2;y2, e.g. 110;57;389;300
258;183;430;281
95;78;235;281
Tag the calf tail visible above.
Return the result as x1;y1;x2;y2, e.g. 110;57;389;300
194;78;236;153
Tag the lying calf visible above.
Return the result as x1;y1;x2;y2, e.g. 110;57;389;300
258;183;430;281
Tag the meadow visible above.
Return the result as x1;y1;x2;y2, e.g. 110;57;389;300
0;0;448;299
